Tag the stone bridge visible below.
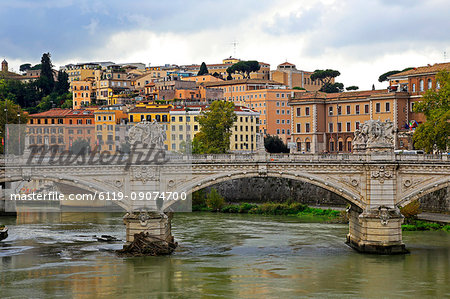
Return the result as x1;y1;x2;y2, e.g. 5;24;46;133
2;152;449;254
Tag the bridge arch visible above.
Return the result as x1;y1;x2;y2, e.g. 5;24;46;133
397;177;450;208
1;175;129;211
164;171;364;211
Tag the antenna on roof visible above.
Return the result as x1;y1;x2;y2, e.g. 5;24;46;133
230;40;239;57
444;51;447;62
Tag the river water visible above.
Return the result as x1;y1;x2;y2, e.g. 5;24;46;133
0;212;449;298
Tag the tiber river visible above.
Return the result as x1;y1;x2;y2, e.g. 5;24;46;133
0;212;449;298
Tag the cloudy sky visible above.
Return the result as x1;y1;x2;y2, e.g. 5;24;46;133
1;0;449;89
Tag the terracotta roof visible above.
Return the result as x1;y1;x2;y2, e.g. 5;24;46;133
29;108;73;118
291;89;386;101
66;110;95;117
389;62;450;78
202;79;283;87
129;107;172;113
279;62;295;66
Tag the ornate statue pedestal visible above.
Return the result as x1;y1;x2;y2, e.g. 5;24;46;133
123;211;174;244
346;206;408;254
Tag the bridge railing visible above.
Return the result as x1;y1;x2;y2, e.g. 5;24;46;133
0;152;448;166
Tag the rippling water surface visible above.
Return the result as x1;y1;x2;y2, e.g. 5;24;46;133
0;212;449;298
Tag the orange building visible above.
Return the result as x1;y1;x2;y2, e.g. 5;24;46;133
387;62;450;125
181;74;224;84
202;79;293;142
270;62;329;91
65;110;96;151
72;79;95;109
289;90;411;153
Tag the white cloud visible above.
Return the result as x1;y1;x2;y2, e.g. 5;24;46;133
3;0;449;91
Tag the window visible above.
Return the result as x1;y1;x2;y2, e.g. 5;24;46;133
171;116;175;122
410;102;415;112
355;105;360;115
77;119;82;125
305;123;310;132
337;106;342;115
296;124;301;133
346;105;351;114
365;104;369;114
305;107;310;116
276;119;280;124
376;103;381;113
330;141;335;152
329;107;333;115
419;79;424;91
276;129;280;134
337;122;342;132
276;102;280;107
385;102;390;112
346;122;351;132
437;81;440;89
276;110;280;114
296;108;301;116
355;122;360;130
172;134;176;140
412;83;416;92
427;79;432;89
329;123;333;133
172;144;176;150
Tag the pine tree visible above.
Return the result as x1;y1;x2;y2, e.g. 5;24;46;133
197;62;209;76
38;53;54;96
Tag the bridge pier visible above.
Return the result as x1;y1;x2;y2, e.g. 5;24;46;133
346;205;408;254
123;212;174;244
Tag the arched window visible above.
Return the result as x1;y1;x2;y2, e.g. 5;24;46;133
296;138;302;152
346;137;353;152
329;138;335;152
427;79;432;89
419;79;424;91
305;138;311;152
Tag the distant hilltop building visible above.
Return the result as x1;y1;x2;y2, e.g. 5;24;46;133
0;59;22;80
270;62;331;91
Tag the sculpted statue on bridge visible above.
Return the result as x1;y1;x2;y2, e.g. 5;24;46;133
353;120;395;153
128;120;166;150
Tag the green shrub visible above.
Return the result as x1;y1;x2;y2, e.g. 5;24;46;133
238;203;258;213
221;205;239;213
205;188;225;212
443;225;450;232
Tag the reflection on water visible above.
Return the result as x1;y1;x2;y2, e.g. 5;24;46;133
0;212;449;298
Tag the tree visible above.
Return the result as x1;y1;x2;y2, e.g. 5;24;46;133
206;188;225;211
264;135;289;153
310;69;340;85
310;69;343;93
378;67;414;82
346;86;359;91
197;62;209;76
192;100;237;154
321;82;344;93
38;53;55;96
37;92;72;112
293;87;305;90
0;78;41;108
19;63;32;73
0;99;28;154
226;60;260;79
54;70;70;95
412;71;450;153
